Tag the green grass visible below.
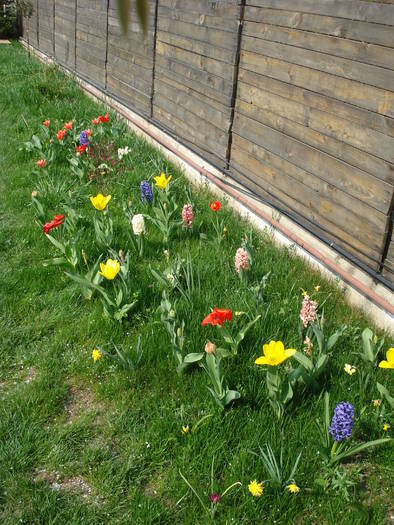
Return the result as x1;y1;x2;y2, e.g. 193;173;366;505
0;42;392;525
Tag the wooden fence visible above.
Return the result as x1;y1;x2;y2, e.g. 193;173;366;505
22;0;394;287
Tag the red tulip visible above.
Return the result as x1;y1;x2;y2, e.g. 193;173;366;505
57;129;66;140
75;145;87;154
86;128;92;137
92;117;100;125
98;112;109;123
42;119;50;127
201;308;233;326
42;214;65;234
63;121;73;130
209;201;221;212
36;159;46;168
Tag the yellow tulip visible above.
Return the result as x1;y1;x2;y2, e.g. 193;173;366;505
154;172;172;190
255;340;296;366
90;193;111;211
383;423;390;432
181;425;190;435
378;348;394;369
99;259;120;280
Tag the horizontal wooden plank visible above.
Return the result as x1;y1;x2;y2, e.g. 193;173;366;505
243;21;394;70
237;82;394;179
230;145;385;257
242;35;394;91
238;68;394;139
153;92;228;160
158;5;239;32
157;30;237;64
156;41;235;82
243;7;394;47
230;155;382;268
239;51;394;117
232;112;393;214
159;0;240;20
155;55;234;102
231;132;388;240
246;0;394;25
155;78;231;132
157;17;238;51
106;76;151;114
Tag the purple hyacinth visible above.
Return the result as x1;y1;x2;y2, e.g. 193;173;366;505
140;180;153;204
80;130;89;147
329;402;354;442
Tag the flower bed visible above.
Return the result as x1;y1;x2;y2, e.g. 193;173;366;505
1;45;393;524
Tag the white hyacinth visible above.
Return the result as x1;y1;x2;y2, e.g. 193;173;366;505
118;146;131;160
131;214;145;236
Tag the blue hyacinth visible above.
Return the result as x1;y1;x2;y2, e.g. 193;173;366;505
329;402;354;442
80;130;89;147
140;180;153;204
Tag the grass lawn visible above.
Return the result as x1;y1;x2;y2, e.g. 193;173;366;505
0;42;393;525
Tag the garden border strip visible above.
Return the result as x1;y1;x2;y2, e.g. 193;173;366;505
20;39;394;333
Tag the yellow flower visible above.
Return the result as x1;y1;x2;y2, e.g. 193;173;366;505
92;348;102;362
154;172;172;190
344;363;357;376
383;423;390;432
181;425;190;435
255;341;296;367
378;348;394;369
99;259;120;280
373;399;381;408
314;285;320;292
90;193;111;211
286;483;300;494
248;480;263;497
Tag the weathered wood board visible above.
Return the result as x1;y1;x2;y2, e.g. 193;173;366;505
75;0;107;88
152;0;241;168
106;0;156;115
37;0;54;56
231;1;394;281
55;0;76;68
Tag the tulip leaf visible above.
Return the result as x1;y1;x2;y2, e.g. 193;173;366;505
183;352;204;364
223;389;241;406
117;0;130;36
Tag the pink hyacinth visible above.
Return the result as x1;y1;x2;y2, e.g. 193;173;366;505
300;294;317;328
182;204;194;229
235;247;249;273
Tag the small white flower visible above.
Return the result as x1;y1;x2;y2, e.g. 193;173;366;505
131;214;145;236
118;146;130;160
344;363;356;376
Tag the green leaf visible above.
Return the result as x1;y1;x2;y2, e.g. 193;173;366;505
327;325;346;351
183;353;204;364
293;351;313;371
223;389;241;407
376;382;394;409
117;0;130;36
331;438;391;464
361;328;375;363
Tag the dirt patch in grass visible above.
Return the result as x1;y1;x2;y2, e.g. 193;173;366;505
143;477;173;510
24;366;36;384
64;384;102;424
34;469;94;501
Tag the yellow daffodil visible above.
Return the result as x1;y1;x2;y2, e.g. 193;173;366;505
378;348;394;369
286;483;300;494
181;425;190;435
373;399;381;408
314;285;320;292
154;172;172;190
99;259;120;280
255;341;296;367
344;363;357;376
90;193;111;211
383;423;391;432
248;480;263;497
92;348;102;362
